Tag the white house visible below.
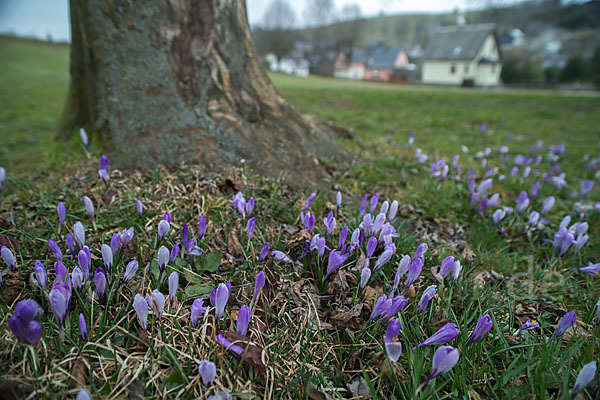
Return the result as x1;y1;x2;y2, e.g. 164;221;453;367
422;23;502;87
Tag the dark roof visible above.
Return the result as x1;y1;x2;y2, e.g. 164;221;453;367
365;46;405;68
423;23;497;61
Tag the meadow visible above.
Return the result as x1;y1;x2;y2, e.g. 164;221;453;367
1;37;600;399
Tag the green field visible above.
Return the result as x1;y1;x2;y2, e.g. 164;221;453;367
1;37;600;399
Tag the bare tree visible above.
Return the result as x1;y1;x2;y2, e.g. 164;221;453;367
59;0;344;183
339;3;363;57
303;0;336;27
262;0;296;29
257;0;297;62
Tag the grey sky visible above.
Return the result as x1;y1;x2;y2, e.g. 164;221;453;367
0;0;472;42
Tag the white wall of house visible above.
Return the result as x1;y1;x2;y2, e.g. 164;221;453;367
422;61;469;85
475;64;501;86
334;65;365;80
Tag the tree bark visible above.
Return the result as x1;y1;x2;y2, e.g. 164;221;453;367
59;0;346;183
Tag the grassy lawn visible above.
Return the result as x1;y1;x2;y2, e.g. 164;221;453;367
1;39;600;399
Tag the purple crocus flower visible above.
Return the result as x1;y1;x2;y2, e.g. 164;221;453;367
439;256;455;277
373;248;393;273
94;267;106;302
214;283;230;320
133;294;148;330
101;244;113;271
78;249;90;282
370;193;379;213
303;192;316;212
403;257;423;294
157;246;169;274
391;255;410;296
336;191;342;211
237;305;250;336
246;217;256;240
77;389;91;400
554;311;576;338
572;361;596;398
34;261;47;289
194;216;206;241
519;320;540;332
383;319;402;362
388;200;398;221
272;250;297;265
325;250;349;277
372;213;386;236
136;200;143;217
146;289;166;318
168;271;179;306
338;226;348;250
516;191;529;213
49;283;69;328
493;209;506;225
360;267;371;289
245;197;255;218
54;261;67;283
79;313;87;341
47;239;63;261
416;323;460;349
541;196;555;215
581;180;594;198
578;262;600;276
553;227;574;256
72;267;83;291
74;222;85;249
1;246;16;271
380;200;389;216
418;346;460;390
83;196;94;219
366;236;378;258
191;298;206;328
452;260;463;283
110;233;120;255
8;299;42;345
369;295;389;322
259;243;269;262
530;181;541;199
253;271;265;302
573;234;588;250
57;202;66;227
323;211;336;238
198;360;217;387
359;193;368;216
417;285;437;314
170;244;180;262
66;234;76;256
158;220;170;243
380;296;409;321
528;211;540;227
99;154;110;173
466;314;493;347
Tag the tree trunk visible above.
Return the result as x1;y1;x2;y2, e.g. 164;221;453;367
59;0;346;183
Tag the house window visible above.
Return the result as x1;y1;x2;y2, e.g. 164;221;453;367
464;64;469;73
450;64;456;74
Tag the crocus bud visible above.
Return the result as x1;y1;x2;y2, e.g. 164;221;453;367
72;267;83;291
336;191;342;210
414;243;428;259
360;267;371;289
1;246;16;271
326;250;349;277
452;261;463;283
136;200;143;217
403;257;423;294
79;313;87;341
214;283;230;320
77;389;91;400
541;196;555;215
303;192;316;212
123;260;138;283
554;311;576;338
581;180;594;198
57;202;66;227
66;233;76;256
146;289;165;318
237;305;250;336
373;248;393;273
47;239;63;261
388;200;399;221
416;323;460;349
94;267;106;302
370;193;379;213
572;361;596;397
158;246;169;273
168;271;179;305
246;197;255;218
73;222;85;249
369;295;389;322
417;285;437;314
99;155;110;180
83;196;95;219
54;261;67;283
198;215;207;240
198;360;217;387
380;200;389;216
366;236;377;258
133;294;148;331
259;243;269;262
191;298;206;328
515;191;530;213
79;128;89;150
34;261;47;289
158;220;170;243
78;249;90;281
323;211;336;238
110;233;120;255
466;314;493;347
101;244;113;271
418;346;460;390
493;209;506;225
253;271;265;302
383;319;402;362
170;244;180;262
439;256;455;277
246;217;256;240
49;286;68;328
8;299;42;345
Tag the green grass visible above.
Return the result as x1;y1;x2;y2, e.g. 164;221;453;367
1;38;600;399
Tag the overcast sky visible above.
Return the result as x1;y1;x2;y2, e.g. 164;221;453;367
0;0;474;42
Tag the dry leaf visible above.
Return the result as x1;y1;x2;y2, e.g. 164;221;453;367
223;331;268;373
346;375;370;396
70;358;88;387
227;230;243;259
